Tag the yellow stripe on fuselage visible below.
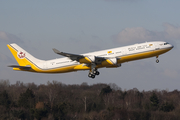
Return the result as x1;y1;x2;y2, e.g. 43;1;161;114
118;48;171;63
75;48;172;70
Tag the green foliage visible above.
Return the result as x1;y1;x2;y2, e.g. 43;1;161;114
120;91;127;100
12;110;26;120
160;102;175;112
100;86;112;96
18;88;35;109
150;93;159;110
52;102;69;120
0;90;11;108
32;108;48;120
0;80;180;119
128;110;151;120
87;101;105;112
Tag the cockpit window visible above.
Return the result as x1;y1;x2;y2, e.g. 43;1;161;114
164;42;169;45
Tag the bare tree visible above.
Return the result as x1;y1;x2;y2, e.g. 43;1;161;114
45;81;62;109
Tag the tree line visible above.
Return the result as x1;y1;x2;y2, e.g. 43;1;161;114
0;79;179;120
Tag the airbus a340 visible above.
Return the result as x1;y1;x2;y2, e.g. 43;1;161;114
7;41;173;79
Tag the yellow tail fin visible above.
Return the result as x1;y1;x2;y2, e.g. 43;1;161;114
7;43;44;70
7;44;27;66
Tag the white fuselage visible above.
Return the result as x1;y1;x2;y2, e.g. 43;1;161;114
42;41;173;71
7;41;173;75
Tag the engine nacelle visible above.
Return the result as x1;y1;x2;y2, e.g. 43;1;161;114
101;58;119;66
79;56;95;63
107;58;117;65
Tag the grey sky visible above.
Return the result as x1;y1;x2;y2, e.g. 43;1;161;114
0;0;180;91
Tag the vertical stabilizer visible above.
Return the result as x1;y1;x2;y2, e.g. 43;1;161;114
7;43;44;66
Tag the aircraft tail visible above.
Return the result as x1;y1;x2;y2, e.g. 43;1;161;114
7;43;44;67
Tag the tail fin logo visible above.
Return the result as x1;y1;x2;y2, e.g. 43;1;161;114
17;51;26;59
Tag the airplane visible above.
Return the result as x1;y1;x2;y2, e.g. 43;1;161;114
7;41;173;79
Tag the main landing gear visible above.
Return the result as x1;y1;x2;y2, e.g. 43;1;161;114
156;56;159;63
88;64;100;79
88;70;100;79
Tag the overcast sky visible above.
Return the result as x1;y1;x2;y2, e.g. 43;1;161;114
0;0;180;91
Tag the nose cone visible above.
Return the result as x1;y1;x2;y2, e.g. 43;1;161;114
170;44;174;49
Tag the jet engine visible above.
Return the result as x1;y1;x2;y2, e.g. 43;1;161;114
79;56;95;63
101;58;120;67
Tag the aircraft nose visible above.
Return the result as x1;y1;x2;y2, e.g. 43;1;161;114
170;44;174;49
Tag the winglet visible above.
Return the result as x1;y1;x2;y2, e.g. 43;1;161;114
52;48;71;57
52;48;61;54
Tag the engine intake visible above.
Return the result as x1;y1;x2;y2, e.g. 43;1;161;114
79;56;95;63
101;58;120;67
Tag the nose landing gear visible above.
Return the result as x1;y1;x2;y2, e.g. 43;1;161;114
156;59;159;63
156;56;159;63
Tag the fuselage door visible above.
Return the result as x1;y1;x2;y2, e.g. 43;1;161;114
155;43;160;50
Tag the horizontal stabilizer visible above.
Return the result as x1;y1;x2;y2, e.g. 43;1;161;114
8;65;31;70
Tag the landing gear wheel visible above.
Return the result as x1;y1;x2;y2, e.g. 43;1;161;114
156;59;159;63
91;74;95;79
88;73;95;79
88;73;92;78
95;71;100;75
93;70;100;75
88;64;99;79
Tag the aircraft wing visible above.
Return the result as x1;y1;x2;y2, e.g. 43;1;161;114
53;48;84;61
53;48;106;63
